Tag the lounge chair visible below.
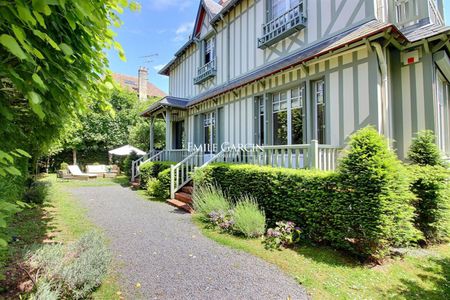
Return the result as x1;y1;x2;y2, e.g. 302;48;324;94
67;165;98;179
86;164;120;177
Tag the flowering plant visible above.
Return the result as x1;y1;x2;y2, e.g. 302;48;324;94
207;210;235;232
262;221;301;250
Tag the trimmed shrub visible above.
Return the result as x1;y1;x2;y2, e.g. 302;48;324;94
60;162;69;170
338;127;421;258
139;161;174;188
192;185;231;218
407;130;445;166
408;165;450;244
146;168;171;199
232;196;266;237
26;231;111;299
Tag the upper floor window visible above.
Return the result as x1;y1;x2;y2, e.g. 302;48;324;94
270;0;300;20
194;36;217;85
203;36;215;65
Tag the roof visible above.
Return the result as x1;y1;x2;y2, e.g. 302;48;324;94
141;96;190;116
188;20;400;106
401;22;450;42
112;73;166;98
204;0;222;17
159;0;226;76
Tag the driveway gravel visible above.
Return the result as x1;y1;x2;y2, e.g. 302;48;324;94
69;185;308;300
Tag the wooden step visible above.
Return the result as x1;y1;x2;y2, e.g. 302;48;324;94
175;192;192;204
181;186;194;194
166;199;194;213
130;182;140;190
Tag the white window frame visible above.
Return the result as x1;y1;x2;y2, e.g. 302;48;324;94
268;0;300;21
313;79;326;144
271;85;306;145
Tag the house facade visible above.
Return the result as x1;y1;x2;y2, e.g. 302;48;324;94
136;0;449;202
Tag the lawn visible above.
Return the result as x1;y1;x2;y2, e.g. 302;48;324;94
194;217;450;300
0;174;124;299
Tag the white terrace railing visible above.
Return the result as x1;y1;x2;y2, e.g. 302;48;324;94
170;148;203;199
142;141;341;198
202;140;340;171
131;149;191;181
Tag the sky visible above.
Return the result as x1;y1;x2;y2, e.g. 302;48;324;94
107;0;450;94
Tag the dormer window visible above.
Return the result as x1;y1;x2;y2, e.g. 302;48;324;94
194;36;217;85
258;0;306;49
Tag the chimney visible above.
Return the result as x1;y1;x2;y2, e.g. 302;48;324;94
138;66;148;101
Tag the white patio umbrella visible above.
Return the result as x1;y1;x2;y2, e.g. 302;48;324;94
108;145;146;156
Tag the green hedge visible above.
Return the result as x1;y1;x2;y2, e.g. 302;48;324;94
408;165;450;244
195;127;421;259
146;168;171;199
139;161;174;188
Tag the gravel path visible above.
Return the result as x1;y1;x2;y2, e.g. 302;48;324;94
69;186;308;300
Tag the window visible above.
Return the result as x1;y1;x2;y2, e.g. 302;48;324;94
203;111;216;154
203;36;215;65
273;91;288;145
269;0;300;20
272;85;306;145
291;85;305;144
194;36;217;85
313;79;326;144
256;96;265;145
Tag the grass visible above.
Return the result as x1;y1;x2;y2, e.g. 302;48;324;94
194;216;450;300
0;174;124;299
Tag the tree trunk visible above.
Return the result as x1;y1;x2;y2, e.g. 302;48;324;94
73;148;77;165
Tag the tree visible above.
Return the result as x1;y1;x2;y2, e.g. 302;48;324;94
0;0;139;158
407;130;445;166
48;89;165;167
0;0;138;248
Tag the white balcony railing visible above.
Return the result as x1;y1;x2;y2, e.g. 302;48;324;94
258;2;306;49
193;59;216;85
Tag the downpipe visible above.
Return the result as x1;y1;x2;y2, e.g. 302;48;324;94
372;42;390;139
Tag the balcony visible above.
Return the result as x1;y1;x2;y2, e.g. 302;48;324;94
258;2;306;49
193;59;216;85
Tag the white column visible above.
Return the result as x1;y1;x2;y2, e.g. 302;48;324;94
149;116;155;151
165;108;171;150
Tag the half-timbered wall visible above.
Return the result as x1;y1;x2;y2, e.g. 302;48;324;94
391;48;437;159
168;0;376;99
186;46;379;148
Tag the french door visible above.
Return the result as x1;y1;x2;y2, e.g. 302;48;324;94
203;111;216;157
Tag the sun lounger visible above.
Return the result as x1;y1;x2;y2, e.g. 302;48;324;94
67;165;97;179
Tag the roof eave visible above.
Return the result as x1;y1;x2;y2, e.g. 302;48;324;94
187;23;407;108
